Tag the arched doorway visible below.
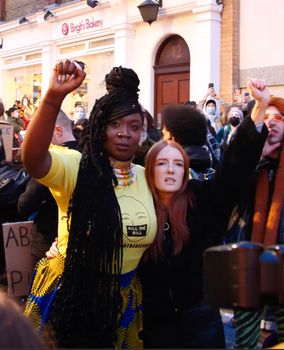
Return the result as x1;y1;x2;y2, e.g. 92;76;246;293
154;35;190;128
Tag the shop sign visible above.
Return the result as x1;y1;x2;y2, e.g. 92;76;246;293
62;17;103;36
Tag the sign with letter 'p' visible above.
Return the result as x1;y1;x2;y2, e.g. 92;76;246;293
2;221;34;297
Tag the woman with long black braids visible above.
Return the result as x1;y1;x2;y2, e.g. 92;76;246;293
22;60;157;348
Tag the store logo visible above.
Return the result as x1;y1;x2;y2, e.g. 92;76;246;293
62;23;69;36
61;18;103;36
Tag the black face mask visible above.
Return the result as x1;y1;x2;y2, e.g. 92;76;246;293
229;116;240;127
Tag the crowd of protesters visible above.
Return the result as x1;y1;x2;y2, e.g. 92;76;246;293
0;60;283;349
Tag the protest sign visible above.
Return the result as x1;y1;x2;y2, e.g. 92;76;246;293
0;121;14;162
2;221;34;297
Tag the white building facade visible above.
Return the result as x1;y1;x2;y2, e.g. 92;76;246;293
0;0;283;122
0;0;222;123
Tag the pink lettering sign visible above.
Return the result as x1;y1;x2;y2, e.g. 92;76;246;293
62;17;103;36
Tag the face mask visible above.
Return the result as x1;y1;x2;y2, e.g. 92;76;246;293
22;99;28;106
229;116;240;127
13;112;19;118
74;111;85;120
206;106;216;115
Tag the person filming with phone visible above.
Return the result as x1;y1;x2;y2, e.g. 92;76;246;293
198;83;223;134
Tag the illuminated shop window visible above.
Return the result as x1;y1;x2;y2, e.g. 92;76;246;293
3;64;42;109
61;51;114;121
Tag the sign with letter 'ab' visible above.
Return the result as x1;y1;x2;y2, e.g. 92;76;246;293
2;221;34;297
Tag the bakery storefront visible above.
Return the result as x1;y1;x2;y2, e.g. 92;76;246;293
0;0;222;121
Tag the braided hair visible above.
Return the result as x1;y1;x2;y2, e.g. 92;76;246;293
50;67;142;348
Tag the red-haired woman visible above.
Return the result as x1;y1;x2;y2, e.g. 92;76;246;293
138;111;267;348
138;140;225;348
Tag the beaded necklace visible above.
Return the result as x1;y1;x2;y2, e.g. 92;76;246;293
109;157;137;187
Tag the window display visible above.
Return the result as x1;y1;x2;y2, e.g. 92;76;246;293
61;51;114;120
3;65;42;110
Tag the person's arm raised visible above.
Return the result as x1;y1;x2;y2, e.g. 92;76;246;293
247;78;270;124
197;87;214;109
21;60;86;179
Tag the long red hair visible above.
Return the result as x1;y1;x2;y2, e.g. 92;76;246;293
145;140;191;259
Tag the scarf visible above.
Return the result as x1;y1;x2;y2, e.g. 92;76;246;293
252;146;284;245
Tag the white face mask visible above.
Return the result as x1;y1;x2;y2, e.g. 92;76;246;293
74;111;85;121
13;112;19;118
206;106;216;115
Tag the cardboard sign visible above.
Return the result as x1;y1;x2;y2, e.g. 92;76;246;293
0;121;14;162
2;221;34;297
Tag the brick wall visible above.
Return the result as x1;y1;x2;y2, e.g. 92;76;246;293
220;0;240;104
0;0;5;21
4;0;77;21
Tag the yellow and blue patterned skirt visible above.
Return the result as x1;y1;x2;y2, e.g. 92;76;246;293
24;255;64;331
116;269;143;348
25;257;143;348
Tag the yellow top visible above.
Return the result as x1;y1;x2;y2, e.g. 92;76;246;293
38;145;157;273
269;342;284;349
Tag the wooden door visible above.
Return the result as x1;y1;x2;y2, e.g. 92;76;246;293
154;35;190;128
156;72;189;127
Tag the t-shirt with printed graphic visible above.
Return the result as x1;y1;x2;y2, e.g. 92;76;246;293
37;144;157;274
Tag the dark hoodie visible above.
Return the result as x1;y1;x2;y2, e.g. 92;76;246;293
184;145;215;181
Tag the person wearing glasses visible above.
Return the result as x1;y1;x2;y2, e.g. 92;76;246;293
228;80;284;349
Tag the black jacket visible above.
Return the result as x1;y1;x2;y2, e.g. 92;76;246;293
138;117;267;319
